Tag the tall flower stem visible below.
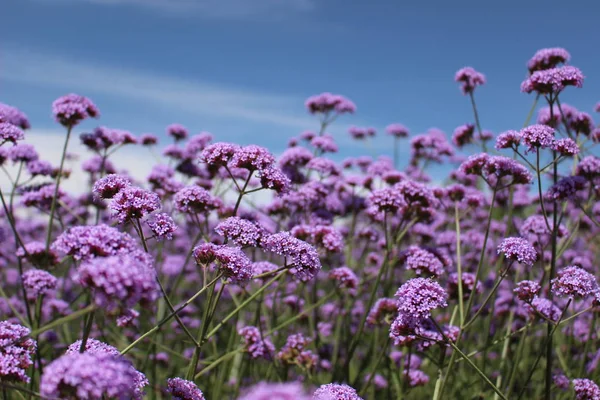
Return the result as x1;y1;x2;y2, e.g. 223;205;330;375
469;92;486;152
120;274;223;356
45;125;73;250
454;203;465;324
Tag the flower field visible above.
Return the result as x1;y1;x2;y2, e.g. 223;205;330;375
0;47;599;399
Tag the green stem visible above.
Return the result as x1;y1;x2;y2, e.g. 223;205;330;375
205;271;285;340
31;304;96;336
45;125;72;250
120;274;222;355
454;203;464;324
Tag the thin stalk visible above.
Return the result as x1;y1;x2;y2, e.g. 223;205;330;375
31;304;96;336
120;274;222;355
205;271;285;340
45;125;72;250
454;203;464;324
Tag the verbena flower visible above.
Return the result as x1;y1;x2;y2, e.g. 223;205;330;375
521;66;584;94
527;47;570;73
215;217;264;247
22;269;57;297
174;186;221;214
328;267;359;295
520;124;555;152
545;176;586;201
313;383;363;400
452;124;475;147
238;382;310;400
367;298;398;325
200;142;240;166
305;92;356;115
147;212;178;240
0;122;24;144
65;339;148;397
455;67;486;94
167;123;189;142
0;321;36;383
78;253;160;311
392;278;448;332
166;377;205;400
52;224;138;261
514;280;541;302
238;326;275;360
497;237;538;266
93;174;131;199
231;145;275;171
386;123;409;138
572;378;600;400
41;352;141;399
0;103;30;129
52;93;99;127
261;232;321;280
109;186;161;223
552;266;599;299
400;246;446;277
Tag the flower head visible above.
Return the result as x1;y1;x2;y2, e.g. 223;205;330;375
238;326;275;360
167;124;188;141
215;217;264;247
166;377;205;400
455;67;486;94
520;124;555;152
0;122;24;144
0;103;30;129
78;253;160;311
93;174;132;199
393;278;448;332
552;266;599;299
41;352;141;399
52;224;138;261
52;93;99;127
313;383;363;400
497;237;538;266
239;382;310;400
386;123;409;138
261;232;321;280
305;92;356;115
527;47;570;73
0;321;36;383
109;186;161;223
147;212;178;240
514;280;541;302
521;66;584;94
174;186;221;214
22;269;57;297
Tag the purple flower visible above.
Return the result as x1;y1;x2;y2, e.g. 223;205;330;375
277;333;313;365
393;278;448;332
16;241;59;267
238;326;275;360
311;135;339;153
213;245;254;283
258;166;291;193
52;224;138;261
52;93;99;127
497;237;537;266
147;212;178;240
572;378;600;400
215;217;263;247
21;184;65;211
386;123;409;138
174;186;221;214
459;153;532;185
109;186;161;223
0;122;24;144
552;138;579;156
93;174;132;199
520;124;555;152
305;92;356;115
66;338;148;397
367;298;398;325
231;145;275;171
545;176;586;201
9;143;38;163
167;123;189;141
521;66;584;94
400;246;446;277
410;129;455;162
26;160;53;177
552;266;599;299
452;124;475;147
553;373;570;390
0;321;36;383
529;297;561;322
313;383;363;400
448;272;482;300
41;352;141;399
455;67;486;94
348;126;376;140
306;157;341;176
527;47;570;73
279;146;314;168
200;142;240;166
166;377;205;400
78;253;160;311
329;267;359;295
0;103;30;129
261;232;322;280
80;127;137;150
576;156;600;179
140;134;158;146
22;269;57;297
238;382;310;400
406;370;430;387
514;280;541;302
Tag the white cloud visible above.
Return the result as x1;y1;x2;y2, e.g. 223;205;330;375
0;129;154;194
36;0;317;19
1;48;313;130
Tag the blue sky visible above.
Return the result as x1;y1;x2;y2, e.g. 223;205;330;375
2;0;599;164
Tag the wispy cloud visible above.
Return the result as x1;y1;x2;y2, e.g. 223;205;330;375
1;48;313;129
36;0;318;19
